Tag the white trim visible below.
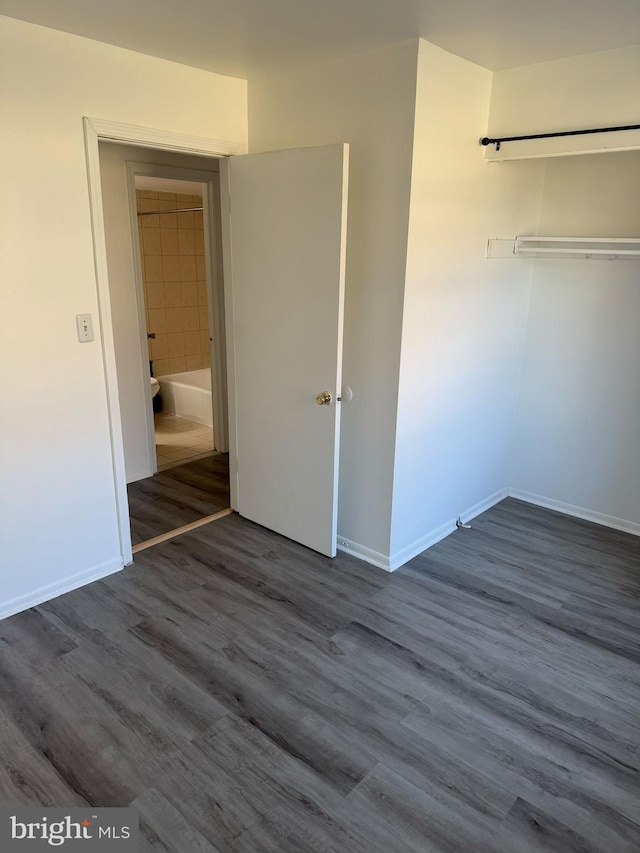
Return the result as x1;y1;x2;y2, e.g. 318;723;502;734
204;173;229;452
338;488;509;572
388;487;508;570
84;118;133;567
0;559;123;622
86;118;245;157
219;158;239;509
126;467;153;484
508;489;640;537
83;117;244;567
125;161;157;480
337;537;393;572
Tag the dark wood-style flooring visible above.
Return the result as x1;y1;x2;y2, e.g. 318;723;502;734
1;498;640;851
127;453;230;544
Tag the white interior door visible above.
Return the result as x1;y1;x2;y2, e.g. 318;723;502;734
223;144;349;557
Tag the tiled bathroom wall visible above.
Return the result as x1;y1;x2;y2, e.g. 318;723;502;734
137;190;211;377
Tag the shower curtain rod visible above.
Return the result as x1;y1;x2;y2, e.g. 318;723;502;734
481;122;640;151
137;206;203;216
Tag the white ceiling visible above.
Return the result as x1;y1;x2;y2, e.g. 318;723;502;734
1;0;639;77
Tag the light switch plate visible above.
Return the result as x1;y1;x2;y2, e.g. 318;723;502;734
76;313;94;342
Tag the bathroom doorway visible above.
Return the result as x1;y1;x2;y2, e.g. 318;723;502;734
135;177;216;470
98;141;231;550
127;175;231;547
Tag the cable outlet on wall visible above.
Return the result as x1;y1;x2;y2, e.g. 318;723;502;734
76;313;94;342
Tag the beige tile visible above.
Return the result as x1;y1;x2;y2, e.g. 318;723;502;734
140;213;160;228
164;282;183;309
142;228;161;255
150;333;169;360
196;256;207;280
194;210;204;229
178;229;196;256
157;416;196;432
138;198;158;212
144;254;164;283
157;438;185;452
178;432;210;448
199;306;210;330
192;441;214;454
176;193;192;204
160;229;179;256
194;229;205;256
153;358;172;376
176;210;194;229
200;352;211;368
181;281;198;307
138;190;158;200
145;282;166;309
184;330;200;356
169;356;187;374
162;255;181;282
151;334;169;362
185;354;201;371
164;447;200;461
159;211;178;229
197;282;208;306
156;455;172;466
158;191;177;202
200;330;211;352
166;308;184;333
183;306;199;332
167;332;185;357
147;308;167;335
179;255;197;281
192;429;213;442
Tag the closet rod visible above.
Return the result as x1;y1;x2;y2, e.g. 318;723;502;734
138;206;203;216
481;123;640;151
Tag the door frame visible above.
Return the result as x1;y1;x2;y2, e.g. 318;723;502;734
125;161;229;474
83;117;245;566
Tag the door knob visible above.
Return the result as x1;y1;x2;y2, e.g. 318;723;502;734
316;391;332;406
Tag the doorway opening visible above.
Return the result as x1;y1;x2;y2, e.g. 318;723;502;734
128;174;231;549
97;139;231;551
135;176;215;469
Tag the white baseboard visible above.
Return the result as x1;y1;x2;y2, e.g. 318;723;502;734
127;467;154;484
388;487;508;570
0;558;124;622
508;489;640;537
336;537;393;571
338;487;509;573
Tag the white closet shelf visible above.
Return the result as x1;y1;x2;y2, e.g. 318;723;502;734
487;236;640;260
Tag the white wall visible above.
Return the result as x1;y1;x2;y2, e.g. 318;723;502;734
488;44;640;139
0;16;246;617
248;41;419;561
98;143;220;483
489;45;640;533
509;151;640;531
389;40;545;563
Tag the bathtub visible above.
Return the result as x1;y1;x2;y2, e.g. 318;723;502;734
158;368;213;426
